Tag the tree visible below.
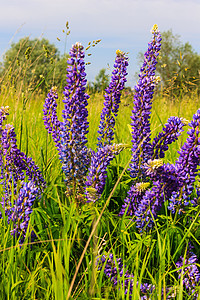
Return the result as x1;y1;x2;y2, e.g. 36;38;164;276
0;37;68;92
87;68;110;93
157;30;200;96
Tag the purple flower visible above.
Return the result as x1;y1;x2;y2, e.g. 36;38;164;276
1;123;45;195
176;110;200;190
43;44;129;201
134;180;164;230
132;162;179;230
121;158;180;230
43;87;63;150
0;109;45;241
9;181;39;242
129;25;162;178
85;144;124;202
97;50;128;148
119;182;150;217
119;25;200;228
176;250;200;298
1;124;26;211
98;252;184;299
0;106;9;132
97;253;156;299
168;109;200;213
152;117;188;159
59;42;90;190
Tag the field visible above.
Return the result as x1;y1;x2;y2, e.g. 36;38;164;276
0;30;200;299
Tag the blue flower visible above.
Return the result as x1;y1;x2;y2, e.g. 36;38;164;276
58;43;90;191
129;25;162;178
0;108;45;241
176;250;200;298
9;181;39;242
152;117;188;159
168;109;200;212
85;144;125;202
97;50;128;148
43;87;63;150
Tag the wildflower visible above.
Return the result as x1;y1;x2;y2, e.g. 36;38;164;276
176;109;200;191
120;26;197;230
168;109;200;212
9;181;39;242
0;109;45;240
129;25;162;178
98;252;179;299
152;116;187;159
134;163;179;230
97;253;134;295
43;86;63;150
97;50;128;148
97;253;156;298
85;144;125;202
59;42;90;190
176;250;200;298
119;182;150;217
1;123;45;194
43;43;128;201
144;159;163;176
134;180;163;230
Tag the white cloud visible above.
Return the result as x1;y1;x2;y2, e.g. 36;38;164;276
1;0;200;36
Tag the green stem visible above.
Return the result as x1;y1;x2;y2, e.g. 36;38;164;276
89;214;98;297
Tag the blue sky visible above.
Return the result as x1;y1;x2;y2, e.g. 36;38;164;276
1;0;200;87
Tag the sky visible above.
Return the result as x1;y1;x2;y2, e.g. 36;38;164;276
0;0;200;87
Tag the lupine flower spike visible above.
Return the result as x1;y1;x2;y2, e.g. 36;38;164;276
9;181;39;242
176;248;200;299
85;50;128;202
43;86;63;151
85;144;126;202
43;45;128;202
0;107;45;242
98;253;177;299
168;109;200;213
44;43;90;196
97;50;128;148
152;116;188;159
129;24;162;178
60;42;90;193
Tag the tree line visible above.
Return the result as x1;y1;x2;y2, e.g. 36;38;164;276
1;30;200;96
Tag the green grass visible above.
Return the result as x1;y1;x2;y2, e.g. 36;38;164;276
0;83;200;299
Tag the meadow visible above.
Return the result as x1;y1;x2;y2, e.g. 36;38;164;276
0;26;200;299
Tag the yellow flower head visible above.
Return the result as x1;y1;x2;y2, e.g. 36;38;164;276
86;187;97;195
145;159;163;175
51;86;58;93
116;49;124;56
155;76;161;84
135;182;150;193
151;24;159;34
0;106;9;115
